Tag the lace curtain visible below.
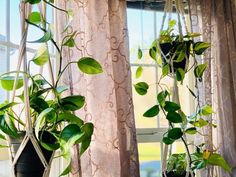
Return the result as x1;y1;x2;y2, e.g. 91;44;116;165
189;0;236;176
55;1;140;177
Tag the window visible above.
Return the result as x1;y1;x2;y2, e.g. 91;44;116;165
127;2;193;176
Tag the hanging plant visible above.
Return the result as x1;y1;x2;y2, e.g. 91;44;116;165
134;0;231;177
0;1;102;177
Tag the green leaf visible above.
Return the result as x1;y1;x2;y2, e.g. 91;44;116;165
32;44;49;66
138;48;142;59
166;111;183;123
35;108;54;139
208;153;231;172
63;31;77;47
164;101;181;112
60;124;82;142
28;12;41;24
60;161;71;176
143;105;160;117
0;133;6;140
167;128;183;140
193;42;210;55
30;97;49;113
40;141;60;151
191;118;208;127
136;66;143;79
5;113;18;138
149;46;157;60
200;105;213;116
168;20;176;28
187;86;197;98
0;114;19;138
60;95;85;111
0;144;8;148
185;127;197;135
0;102;17;111
77;57;103;74
157;90;169;107
25;0;41;4
60;124;85;156
0;76;23;91
58;113;84;126
162;136;175;145
162;64;169;76
194;63;208;79
80;138;91;156
134;82;149;95
28;29;52;43
176;68;185;82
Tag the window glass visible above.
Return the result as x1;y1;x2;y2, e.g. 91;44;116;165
0;0;6;39
10;0;21;44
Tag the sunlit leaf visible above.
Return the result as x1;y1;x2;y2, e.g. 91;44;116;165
77;57;103;74
193;42;210;55
136;66;143;79
0;76;23;91
28;12;41;24
200;105;213;116
35;108;54;139
208;153;231;172
32;44;49;66
185;127;197;135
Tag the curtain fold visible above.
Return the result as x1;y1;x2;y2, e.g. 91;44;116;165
55;1;140;177
189;0;236;176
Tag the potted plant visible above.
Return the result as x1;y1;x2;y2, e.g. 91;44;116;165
0;0;103;176
134;20;231;177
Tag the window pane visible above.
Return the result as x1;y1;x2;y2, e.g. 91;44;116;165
132;66;158;128
0;45;7;102
10;0;21;44
139;143;161;177
0;0;6;39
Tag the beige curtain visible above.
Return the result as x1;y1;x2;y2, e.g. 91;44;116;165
55;1;140;177
189;0;236;176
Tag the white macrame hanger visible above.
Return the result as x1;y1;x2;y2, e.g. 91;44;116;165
9;1;54;177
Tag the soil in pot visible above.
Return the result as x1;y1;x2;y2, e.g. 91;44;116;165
162;171;195;177
9;131;55;177
160;41;191;72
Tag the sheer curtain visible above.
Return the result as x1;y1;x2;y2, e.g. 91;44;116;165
55;1;140;177
189;0;236;176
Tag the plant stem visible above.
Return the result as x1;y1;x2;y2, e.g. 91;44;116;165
55;61;77;87
43;0;68;14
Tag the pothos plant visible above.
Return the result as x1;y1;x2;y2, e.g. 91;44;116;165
0;0;102;176
134;20;231;176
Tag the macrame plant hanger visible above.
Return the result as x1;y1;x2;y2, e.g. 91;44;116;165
160;1;194;177
8;1;54;177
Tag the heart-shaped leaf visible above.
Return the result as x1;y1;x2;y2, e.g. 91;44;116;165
143;105;160;117
77;57;103;74
134;82;149;95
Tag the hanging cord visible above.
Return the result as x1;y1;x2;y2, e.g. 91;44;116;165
38;2;55;88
